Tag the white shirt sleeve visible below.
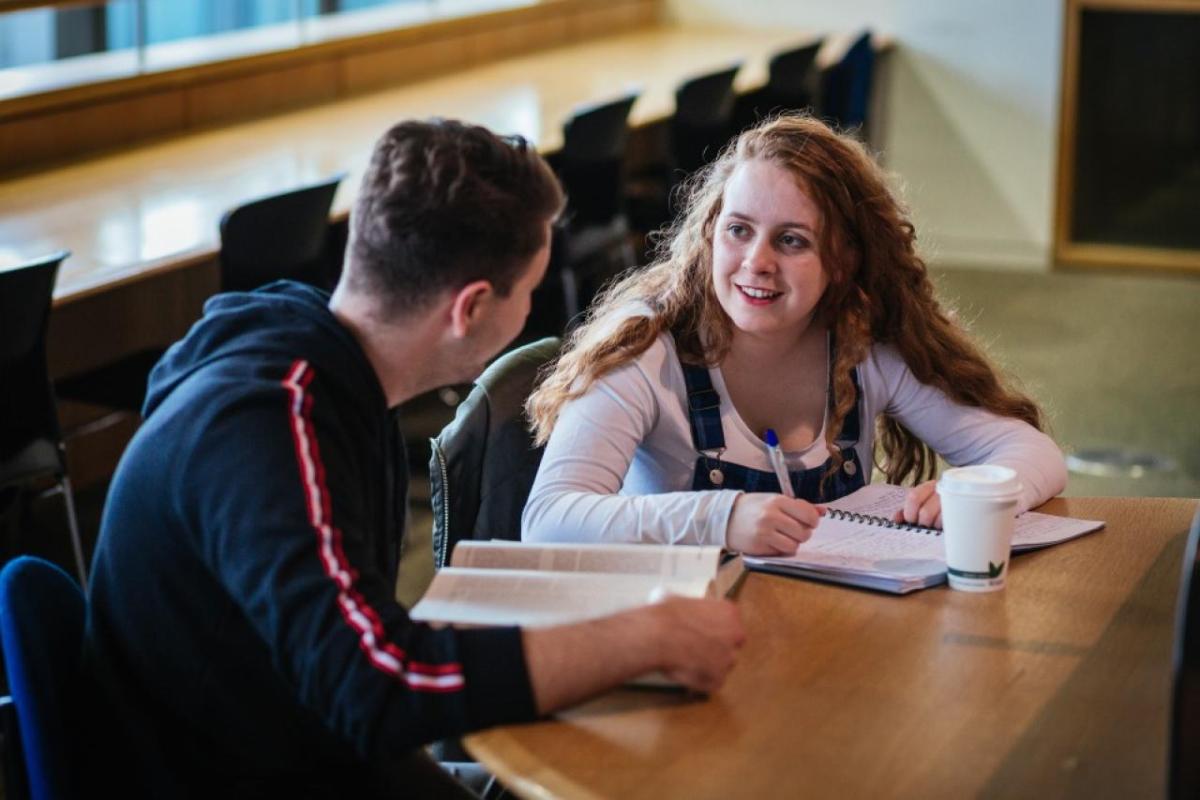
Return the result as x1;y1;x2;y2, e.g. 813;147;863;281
521;337;739;546
863;345;1068;513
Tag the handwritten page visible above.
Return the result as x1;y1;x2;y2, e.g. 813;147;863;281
825;484;912;517
746;514;946;592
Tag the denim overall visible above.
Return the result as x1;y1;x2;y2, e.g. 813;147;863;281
680;345;867;503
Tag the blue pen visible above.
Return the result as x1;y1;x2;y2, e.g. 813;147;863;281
763;429;796;498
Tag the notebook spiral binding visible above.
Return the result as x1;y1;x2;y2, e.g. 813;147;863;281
825;508;941;535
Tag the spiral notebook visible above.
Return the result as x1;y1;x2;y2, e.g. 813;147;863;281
742;484;1105;594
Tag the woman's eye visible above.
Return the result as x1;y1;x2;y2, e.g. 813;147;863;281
780;233;810;249
727;223;748;237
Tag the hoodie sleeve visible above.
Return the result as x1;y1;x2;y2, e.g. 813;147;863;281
179;358;536;759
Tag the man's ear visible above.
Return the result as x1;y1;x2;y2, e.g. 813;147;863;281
448;279;494;338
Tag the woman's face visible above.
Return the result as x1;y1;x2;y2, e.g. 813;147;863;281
710;158;829;343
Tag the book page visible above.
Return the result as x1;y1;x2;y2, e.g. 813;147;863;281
410;569;709;628
449;541;723;581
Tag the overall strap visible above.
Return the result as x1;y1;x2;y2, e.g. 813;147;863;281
680;360;725;453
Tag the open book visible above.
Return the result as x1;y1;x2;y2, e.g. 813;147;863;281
410;542;743;628
743;484;1105;594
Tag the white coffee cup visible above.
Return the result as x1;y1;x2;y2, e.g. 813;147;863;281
936;465;1022;592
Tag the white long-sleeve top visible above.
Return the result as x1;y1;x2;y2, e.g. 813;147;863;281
522;333;1067;547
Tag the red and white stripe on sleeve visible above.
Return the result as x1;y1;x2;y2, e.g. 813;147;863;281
283;360;464;692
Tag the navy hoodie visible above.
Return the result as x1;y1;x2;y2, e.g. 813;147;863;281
83;282;535;796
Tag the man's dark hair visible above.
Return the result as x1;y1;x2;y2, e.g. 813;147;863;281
347;118;564;315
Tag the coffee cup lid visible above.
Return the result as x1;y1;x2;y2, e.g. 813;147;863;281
937;465;1022;499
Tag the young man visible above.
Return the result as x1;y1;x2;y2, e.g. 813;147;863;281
83;119;744;797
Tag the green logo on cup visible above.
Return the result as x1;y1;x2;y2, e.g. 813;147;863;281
947;562;1007;580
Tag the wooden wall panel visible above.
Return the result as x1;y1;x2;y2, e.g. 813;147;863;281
468;22;531;63
186;61;341;128
523;16;572;51
341;36;471;94
0;91;186;173
570;2;645;39
46;256;219;380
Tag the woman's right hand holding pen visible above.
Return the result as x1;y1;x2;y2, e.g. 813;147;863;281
726;493;824;555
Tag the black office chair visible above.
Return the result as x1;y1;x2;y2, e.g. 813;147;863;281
218;172;346;292
549;93;640;325
429;337;561;571
55;173;347;413
672;63;744;178
0;252;88;585
734;41;824;131
628;64;743;236
0;556;86;800
672;63;743;176
1170;507;1200;798
819;31;875;133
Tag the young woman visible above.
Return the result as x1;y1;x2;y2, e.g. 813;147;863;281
522;114;1066;556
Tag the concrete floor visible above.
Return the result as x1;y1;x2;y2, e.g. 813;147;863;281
930;266;1200;500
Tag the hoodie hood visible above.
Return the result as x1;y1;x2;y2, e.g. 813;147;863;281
143;281;382;418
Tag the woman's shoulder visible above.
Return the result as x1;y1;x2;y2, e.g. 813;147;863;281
567;307;677;390
857;340;909;377
611;330;677;381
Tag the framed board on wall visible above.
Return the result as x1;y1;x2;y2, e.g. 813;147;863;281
1055;0;1200;272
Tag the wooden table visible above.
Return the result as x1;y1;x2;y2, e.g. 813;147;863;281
0;24;835;307
464;496;1199;798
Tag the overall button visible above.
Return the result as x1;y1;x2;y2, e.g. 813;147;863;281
843;460;857;476
709;468;725;485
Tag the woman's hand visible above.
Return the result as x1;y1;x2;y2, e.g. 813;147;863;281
726;493;824;555
893;479;942;528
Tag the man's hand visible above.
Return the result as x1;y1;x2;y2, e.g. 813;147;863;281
726;493;824;555
892;479;942;528
651;596;745;692
523;597;745;713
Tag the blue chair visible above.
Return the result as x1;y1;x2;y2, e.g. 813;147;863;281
0;556;85;800
733;40;824;132
820;31;875;132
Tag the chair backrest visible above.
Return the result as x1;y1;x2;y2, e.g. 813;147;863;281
559;93;639;226
429;337;561;570
820;31;875;131
0;253;68;462
218;173;345;293
0;556;85;800
672;64;742;175
765;41;823;111
1171;507;1200;798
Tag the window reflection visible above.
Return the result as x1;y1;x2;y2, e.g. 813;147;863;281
0;0;522;100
